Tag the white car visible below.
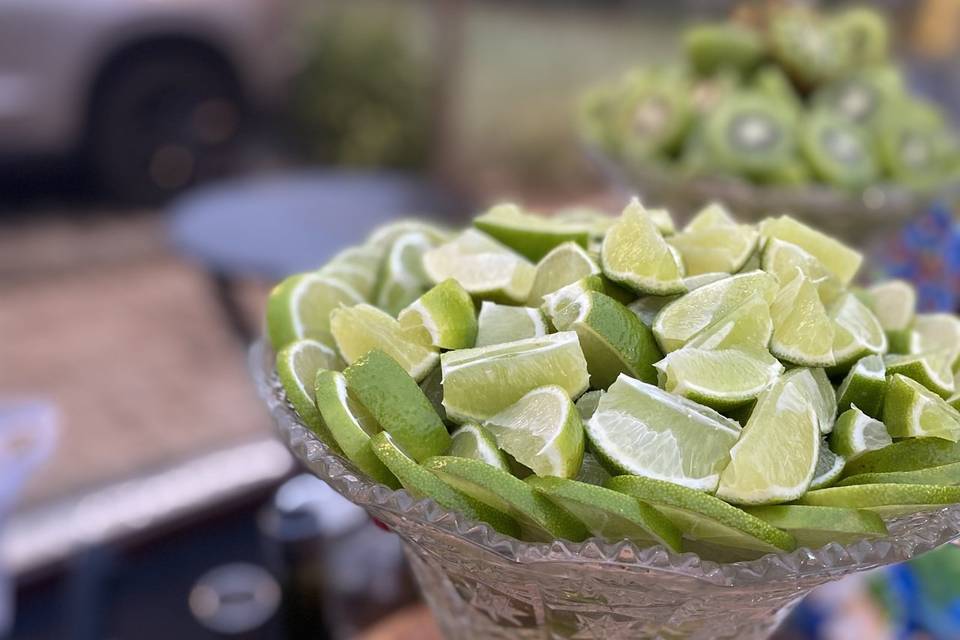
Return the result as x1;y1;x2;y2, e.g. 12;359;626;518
0;0;291;201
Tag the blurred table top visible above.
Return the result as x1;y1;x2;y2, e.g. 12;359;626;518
358;605;441;640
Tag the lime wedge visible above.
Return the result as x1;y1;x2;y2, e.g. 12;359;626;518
440;332;590;423
810;368;838;434
829;292;887;371
910;313;960;368
473;203;591;262
423;456;589;541
829;406;892;461
600;199;686;295
575;390;603;422
837;462;960;487
760;238;843;303
606;475;796;557
585;375;741;491
483;385;585;478
267;273;364;350
648;207;677;236
842;437;960;477
374;231;437;315
371;433;519;537
797;483;960;517
398;278;477;350
318;244;384;300
759;215;863;285
885;351;956;399
810;444;845;490
553;206;616;239
770;269;835;367
276;339;345;450
652;270;778;352
540;273;632;323
366;219;450;248
575;451;612;486
552;291;662;388
526;242;599;305
654;347;783;411
951;393;960;411
343;350;450;461
836;355;886;419
448;423;510;471
626;274;731;328
685;202;737;231
475;301;548;347
716;369;821;504
667;216;758;275
330;304;439;381
527;476;683;552
685;294;773;351
883;374;960;441
418;365;449;424
742;505;887;549
314;370;398;487
866;279;916;335
423;229;535;303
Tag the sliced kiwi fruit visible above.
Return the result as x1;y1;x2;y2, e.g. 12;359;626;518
689;69;739;116
831;7;890;67
876;100;953;191
684;23;765;76
703;92;796;179
752;65;802;120
614;70;693;162
799;110;877;189
813;67;903;128
769;8;848;90
580;83;627;155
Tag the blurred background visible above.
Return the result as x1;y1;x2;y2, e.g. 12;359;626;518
2;0;960;638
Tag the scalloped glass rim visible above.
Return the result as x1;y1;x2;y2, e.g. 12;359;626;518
250;339;960;586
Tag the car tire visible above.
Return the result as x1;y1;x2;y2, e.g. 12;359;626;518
87;49;245;204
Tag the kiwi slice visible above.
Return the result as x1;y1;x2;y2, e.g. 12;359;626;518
769;8;848;90
752;65;802;119
799;111;878;189
876;100;953;191
831;7;890;67
580;83;626;155
615;71;692;161
689;70;739;115
684;23;764;76
703;92;796;179
813;67;903;128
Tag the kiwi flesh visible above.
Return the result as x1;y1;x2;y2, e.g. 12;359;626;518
799;110;877;189
704;92;796;179
684;23;765;76
769;8;848;90
831;7;890;67
813;67;903;128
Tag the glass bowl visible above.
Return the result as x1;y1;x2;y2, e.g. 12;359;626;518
251;340;960;639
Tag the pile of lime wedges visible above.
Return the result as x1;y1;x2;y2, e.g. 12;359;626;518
266;201;960;561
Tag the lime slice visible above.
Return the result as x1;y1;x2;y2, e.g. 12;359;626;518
575;451;612;486
440;332;590;423
654;347;783;411
829;292;887;371
483;385;584;478
606;475;796;556
810;444;846;490
842;437;960;477
685;294;773;351
575;390;603;422
797;483;960;517
552;291;662;388
685;202;737;231
759;215;863;285
837;355;886;419
418;365;449;424
648;208;677;236
314;370;398;487
837;462;960;487
318;244;384;300
276;339;345;450
883;373;960;441
600;199;686;295
267;273;364;350
811;368;838;434
885;351;956;399
423;456;589;541
742;505;887;549
475;301;548;347
652;270;778;352
951;393;960;411
667;220;759;276
398;278;477;350
343;350;450;461
716;369;821;504
553;206;617;239
330;304;439;381
448;423;510;471
371;433;519;537
585;375;741;491
829;406;892;461
526;242;600;305
473;203;591;262
865;279;916;334
527;476;683;552
760;238;844;303
374;231;436;315
910;313;960;368
366;219;450;248
627;274;736;329
540;273;632;323
422;229;535;303
769;269;835;367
